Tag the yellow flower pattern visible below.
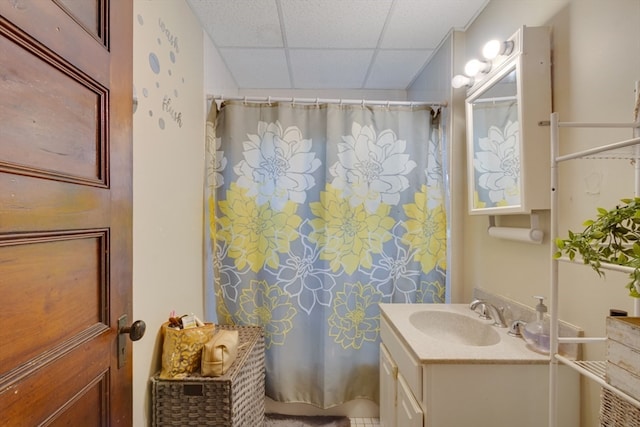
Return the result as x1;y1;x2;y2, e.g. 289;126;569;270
236;279;298;349
217;183;302;272
214;281;234;325
402;185;447;272
309;184;395;275
329;282;383;349
417;280;446;303
473;190;487;209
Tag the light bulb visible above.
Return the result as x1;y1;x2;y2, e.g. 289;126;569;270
464;59;480;76
464;59;491;77
482;40;502;59
451;74;473;89
482;39;515;59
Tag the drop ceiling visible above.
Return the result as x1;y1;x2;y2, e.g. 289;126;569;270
187;0;488;90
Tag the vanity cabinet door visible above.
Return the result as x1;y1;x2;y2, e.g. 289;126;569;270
397;373;424;427
380;343;397;427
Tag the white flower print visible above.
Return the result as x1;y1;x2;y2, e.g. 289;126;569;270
370;222;422;302
213;238;245;303
234;121;321;211
473;120;520;204
275;222;340;314
425;132;444;209
206;121;227;189
330;122;417;213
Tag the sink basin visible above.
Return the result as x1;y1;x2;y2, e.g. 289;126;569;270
409;310;501;347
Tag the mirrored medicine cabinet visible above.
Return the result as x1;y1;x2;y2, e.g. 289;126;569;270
464;26;552;215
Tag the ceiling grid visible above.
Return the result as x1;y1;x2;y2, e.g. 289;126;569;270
187;0;488;90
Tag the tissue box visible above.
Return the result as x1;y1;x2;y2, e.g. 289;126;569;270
606;317;640;400
151;325;264;427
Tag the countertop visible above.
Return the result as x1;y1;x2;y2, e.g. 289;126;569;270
380;303;550;364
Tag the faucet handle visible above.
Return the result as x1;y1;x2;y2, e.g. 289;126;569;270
508;320;526;337
477;304;491;320
469;300;491;320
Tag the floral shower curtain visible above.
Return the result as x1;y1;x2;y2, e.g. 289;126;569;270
204;100;447;407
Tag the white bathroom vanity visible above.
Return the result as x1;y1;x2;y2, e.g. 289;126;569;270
379;303;580;427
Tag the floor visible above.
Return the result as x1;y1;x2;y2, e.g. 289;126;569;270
349;418;381;427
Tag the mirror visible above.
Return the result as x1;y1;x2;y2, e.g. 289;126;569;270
463;26;551;216
466;63;521;214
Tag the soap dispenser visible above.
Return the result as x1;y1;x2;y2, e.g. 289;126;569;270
522;296;550;354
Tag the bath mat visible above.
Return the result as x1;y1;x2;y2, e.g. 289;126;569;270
264;413;351;427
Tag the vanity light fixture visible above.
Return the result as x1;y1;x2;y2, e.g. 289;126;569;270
464;59;491;77
450;59;488;88
451;74;474;89
451;37;515;88
482;39;515;60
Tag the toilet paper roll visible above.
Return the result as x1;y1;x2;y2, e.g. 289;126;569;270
487;226;543;244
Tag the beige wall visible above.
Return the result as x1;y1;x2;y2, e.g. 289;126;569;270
448;1;640;425
409;31;469;303
132;1;222;425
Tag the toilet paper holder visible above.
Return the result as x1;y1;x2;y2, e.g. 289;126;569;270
487;213;544;244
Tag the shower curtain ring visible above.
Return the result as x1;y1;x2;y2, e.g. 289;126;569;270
315;98;319;107
361;99;365;109
243;96;247;105
267;96;271;105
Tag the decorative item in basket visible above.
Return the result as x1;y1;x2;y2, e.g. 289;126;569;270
159;315;215;379
201;329;239;377
606;316;640;401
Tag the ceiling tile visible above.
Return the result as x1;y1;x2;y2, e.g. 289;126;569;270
218;48;291;88
188;0;283;47
187;0;489;90
289;49;373;89
280;0;392;48
382;0;487;49
365;50;433;89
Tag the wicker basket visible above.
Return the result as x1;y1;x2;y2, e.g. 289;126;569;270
600;387;640;427
152;325;265;427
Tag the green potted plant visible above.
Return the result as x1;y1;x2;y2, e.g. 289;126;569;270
554;197;640;298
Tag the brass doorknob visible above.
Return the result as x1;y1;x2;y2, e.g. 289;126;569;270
119;320;146;341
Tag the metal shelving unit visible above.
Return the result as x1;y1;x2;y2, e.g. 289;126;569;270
548;92;640;426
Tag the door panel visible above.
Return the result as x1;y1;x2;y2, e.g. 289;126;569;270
0;0;133;425
0;231;108;371
0;0;109;84
1;337;109;424
55;0;105;41
0;27;106;184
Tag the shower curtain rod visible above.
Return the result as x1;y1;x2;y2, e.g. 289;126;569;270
207;94;447;109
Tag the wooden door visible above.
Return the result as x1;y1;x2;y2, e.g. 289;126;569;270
0;1;134;425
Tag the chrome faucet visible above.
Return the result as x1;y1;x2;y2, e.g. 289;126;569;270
469;299;508;328
469;299;490;319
